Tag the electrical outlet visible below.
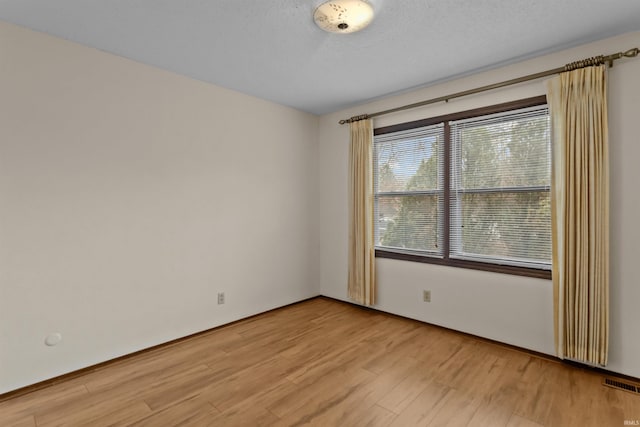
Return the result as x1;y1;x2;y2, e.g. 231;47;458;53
217;292;225;305
423;290;431;303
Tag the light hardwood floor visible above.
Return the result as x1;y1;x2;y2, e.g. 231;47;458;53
1;297;638;426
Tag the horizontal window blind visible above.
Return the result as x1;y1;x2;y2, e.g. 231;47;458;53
374;124;445;256
449;106;551;268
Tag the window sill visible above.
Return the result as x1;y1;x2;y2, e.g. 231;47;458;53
375;249;552;280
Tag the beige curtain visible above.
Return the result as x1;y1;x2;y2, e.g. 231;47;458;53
547;65;609;366
348;119;376;306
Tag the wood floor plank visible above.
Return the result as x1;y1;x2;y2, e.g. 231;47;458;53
201;355;301;411
83;347;227;396
376;358;434;415
0;413;36;427
506;414;546;427
213;378;300;421
268;367;374;420
543;367;628;427
1;297;638;427
274;358;411;426
36;400;151;427
388;381;454;426
466;399;513;427
346;404;398;427
620;390;640;423
285;340;379;387
129;395;219;426
424;388;482;426
139;363;219;411
207;404;279;427
0;382;89;420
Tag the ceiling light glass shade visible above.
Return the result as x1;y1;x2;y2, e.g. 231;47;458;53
313;0;374;34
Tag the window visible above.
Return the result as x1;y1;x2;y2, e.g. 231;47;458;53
373;97;551;278
374;124;445;255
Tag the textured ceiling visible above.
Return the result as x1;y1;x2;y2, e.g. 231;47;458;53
1;0;639;115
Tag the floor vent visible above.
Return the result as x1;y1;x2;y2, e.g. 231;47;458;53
603;377;640;395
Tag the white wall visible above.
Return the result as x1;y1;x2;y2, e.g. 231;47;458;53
0;21;319;393
318;32;640;378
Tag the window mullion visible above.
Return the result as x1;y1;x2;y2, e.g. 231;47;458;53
443;121;451;260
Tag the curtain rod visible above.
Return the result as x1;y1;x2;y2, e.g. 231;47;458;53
339;47;639;125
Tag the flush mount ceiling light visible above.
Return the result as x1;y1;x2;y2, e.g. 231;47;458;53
313;0;374;34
